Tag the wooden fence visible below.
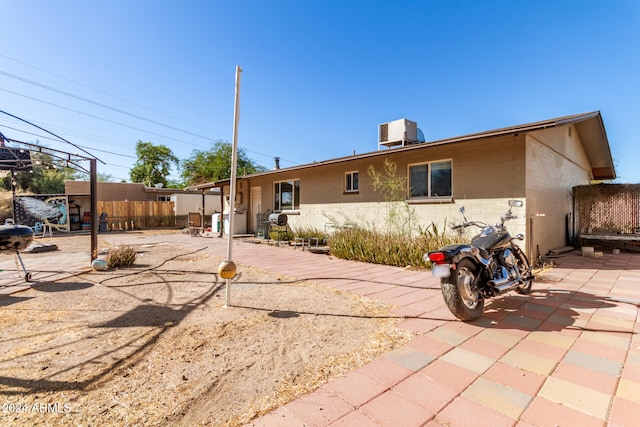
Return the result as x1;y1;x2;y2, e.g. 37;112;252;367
97;201;179;229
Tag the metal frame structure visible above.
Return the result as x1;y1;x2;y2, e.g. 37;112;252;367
0;133;100;261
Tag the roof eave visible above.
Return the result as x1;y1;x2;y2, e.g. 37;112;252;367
187;111;616;188
570;112;616;180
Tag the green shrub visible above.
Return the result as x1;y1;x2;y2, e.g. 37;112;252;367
106;245;137;268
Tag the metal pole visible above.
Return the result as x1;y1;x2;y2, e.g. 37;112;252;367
224;65;242;307
10;169;16;222
90;158;98;261
201;190;206;229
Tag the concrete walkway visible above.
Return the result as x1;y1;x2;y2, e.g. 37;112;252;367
2;232;639;426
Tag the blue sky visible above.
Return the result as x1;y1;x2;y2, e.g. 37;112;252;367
1;0;638;183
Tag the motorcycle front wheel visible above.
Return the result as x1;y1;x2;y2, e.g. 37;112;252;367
515;250;533;295
441;258;484;321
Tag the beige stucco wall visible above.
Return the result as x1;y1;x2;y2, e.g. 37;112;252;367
231;128;596;258
525;125;592;258
247;134;526;213
170;193;222;216
284;198;527;245
212;125;603;261
240;135;529;247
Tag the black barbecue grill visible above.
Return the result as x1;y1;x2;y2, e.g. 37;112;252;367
268;213;288;226
267;213;288;245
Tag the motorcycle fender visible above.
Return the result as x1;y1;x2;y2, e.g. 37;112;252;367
433;244;468;262
440;245;480;266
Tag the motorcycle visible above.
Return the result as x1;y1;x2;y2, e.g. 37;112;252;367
425;200;534;321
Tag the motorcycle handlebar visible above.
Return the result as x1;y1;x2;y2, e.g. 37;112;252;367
452;221;486;230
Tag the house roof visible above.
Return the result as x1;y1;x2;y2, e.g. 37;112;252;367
188;111;615;190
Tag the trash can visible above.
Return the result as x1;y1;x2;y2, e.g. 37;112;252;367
99;212;108;232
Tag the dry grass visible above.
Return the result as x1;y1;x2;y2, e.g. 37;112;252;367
0;240;413;426
105;244;137;267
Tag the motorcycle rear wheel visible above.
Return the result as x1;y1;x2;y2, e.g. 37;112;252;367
441;259;484;321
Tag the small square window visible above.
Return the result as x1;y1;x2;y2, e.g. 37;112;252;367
345;171;359;192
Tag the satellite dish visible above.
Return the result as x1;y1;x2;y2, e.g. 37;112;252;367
417;128;426;143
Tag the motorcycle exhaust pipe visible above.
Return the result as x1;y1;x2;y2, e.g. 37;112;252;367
488;267;521;293
491;280;519;293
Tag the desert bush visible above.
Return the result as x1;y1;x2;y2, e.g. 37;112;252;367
106;245;137;268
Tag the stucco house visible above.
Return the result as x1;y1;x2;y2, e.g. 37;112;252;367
189;111;615;259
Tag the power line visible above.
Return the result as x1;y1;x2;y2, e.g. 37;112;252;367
0;61;316;168
0;87;207;148
0;69;215;142
0;53;229;137
0;123;137;159
1;124;137;182
0;102;304;168
0;109;102;163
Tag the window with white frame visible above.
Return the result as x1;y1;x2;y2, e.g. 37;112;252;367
409;160;452;198
157;195;171;202
345;171;359;192
274;179;300;211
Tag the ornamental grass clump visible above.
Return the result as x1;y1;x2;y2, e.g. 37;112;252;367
106;245;137;268
328;224;459;268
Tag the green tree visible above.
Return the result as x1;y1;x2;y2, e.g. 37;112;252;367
97;172;113;182
1;152;78;194
30;167;78;194
180;140;267;187
129;141;179;188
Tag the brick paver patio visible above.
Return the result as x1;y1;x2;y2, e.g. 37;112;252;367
1;231;639;426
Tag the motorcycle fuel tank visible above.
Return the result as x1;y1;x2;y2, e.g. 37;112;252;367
471;229;511;251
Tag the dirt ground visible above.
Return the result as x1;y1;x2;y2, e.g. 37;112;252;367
0;233;412;426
